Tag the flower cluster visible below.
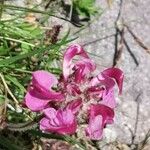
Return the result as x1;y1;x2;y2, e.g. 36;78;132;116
24;44;124;140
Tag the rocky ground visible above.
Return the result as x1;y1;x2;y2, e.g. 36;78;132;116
6;0;150;149
77;0;150;149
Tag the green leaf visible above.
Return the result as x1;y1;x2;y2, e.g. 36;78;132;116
61;29;70;43
0;45;9;55
0;38;75;67
0;39;10;55
21;43;31;53
0;48;39;66
74;0;98;17
0;95;5;104
49;67;62;75
0;21;42;41
5;75;26;94
18;23;43;39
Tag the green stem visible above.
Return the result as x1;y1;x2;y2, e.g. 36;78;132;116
0;36;35;47
14;68;32;74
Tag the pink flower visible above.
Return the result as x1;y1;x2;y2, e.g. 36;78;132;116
25;71;64;111
24;44;124;140
85;104;114;140
40;108;77;135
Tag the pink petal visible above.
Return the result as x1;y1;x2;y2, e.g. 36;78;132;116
40;108;77;135
66;83;81;96
57;109;74;125
102;68;124;94
100;89;116;108
86;86;104;100
40;118;53;131
56;121;77;135
25;89;50;112
42;108;57;119
40;118;64;132
86;115;103;140
89;104;114;125
32;70;64;100
99;74;116;93
74;58;96;83
86;104;115;140
66;98;82;115
89;68;123;107
32;70;58;91
90;72;115;92
63;44;89;80
43;108;61;127
88;74;115;101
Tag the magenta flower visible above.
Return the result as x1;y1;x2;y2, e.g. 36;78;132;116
85;104;114;140
40;108;77;135
24;44;124;139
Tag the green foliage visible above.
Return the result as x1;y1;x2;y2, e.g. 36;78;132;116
5;75;26;94
0;1;95;149
0;133;33;150
0;1;81;148
0;135;22;150
0;95;5;104
73;0;99;17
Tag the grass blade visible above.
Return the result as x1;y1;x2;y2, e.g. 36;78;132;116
0;135;22;150
0;39;73;67
5;75;26;93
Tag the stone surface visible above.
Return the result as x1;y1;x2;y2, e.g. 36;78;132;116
76;0;150;149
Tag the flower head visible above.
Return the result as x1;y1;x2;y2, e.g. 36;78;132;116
24;44;124;139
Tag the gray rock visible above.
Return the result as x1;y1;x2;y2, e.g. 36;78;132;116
77;0;150;148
